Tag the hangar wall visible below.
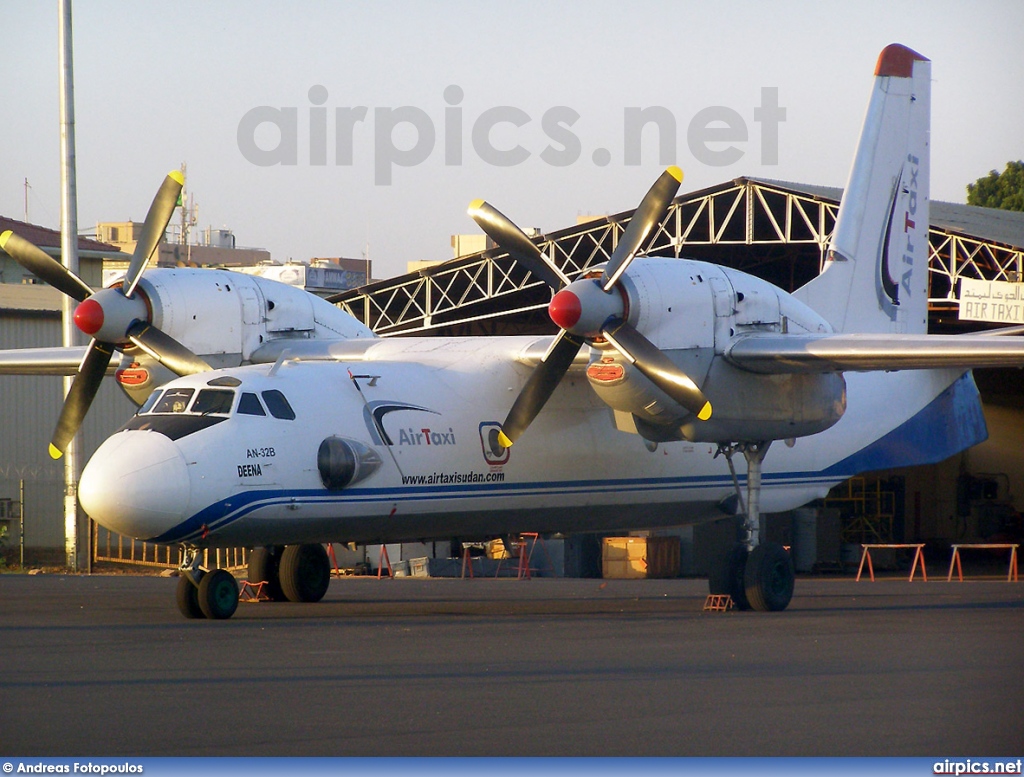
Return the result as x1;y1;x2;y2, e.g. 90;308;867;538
0;312;136;561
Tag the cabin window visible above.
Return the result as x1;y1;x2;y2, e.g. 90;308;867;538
261;389;296;420
237;392;267;416
153;388;195;414
192;389;235;416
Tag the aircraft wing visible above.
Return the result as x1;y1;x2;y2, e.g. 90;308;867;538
249;334;589;369
0;346;120;376
727;333;1024;374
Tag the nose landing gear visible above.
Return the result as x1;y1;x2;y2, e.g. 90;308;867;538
175;547;239;620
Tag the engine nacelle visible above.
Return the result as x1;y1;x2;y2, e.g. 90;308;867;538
680;360;846;443
112;268;375;405
587;346;714;431
591;258;845;444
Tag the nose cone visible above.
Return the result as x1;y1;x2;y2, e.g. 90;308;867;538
80;431;191;540
73;297;104;336
548;289;582;330
550;278;626;336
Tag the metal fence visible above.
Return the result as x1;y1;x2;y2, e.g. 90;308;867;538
92;523;248;571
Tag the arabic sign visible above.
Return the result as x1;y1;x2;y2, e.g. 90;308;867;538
958;278;1024;323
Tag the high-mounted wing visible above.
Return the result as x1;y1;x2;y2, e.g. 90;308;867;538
727;332;1024;374
0;346;115;376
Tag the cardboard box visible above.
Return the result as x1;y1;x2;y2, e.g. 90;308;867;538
601;536;680;579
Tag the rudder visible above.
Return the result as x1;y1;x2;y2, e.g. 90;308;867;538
795;44;931;335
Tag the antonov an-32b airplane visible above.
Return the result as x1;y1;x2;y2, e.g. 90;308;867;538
4;44;1024;619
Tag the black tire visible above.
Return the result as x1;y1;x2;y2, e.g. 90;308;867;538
744;542;795;612
176;571;205;619
247;546;285;601
708;543;751;610
198;568;240;620
279;543;331;603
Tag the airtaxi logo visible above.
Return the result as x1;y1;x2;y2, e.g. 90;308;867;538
877;153;921;320
398;427;456;446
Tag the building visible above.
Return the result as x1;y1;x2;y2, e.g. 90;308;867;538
0;219;135;564
96;221;271;270
233;257;372;298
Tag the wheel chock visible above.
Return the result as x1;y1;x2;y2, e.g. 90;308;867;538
239;580;270;603
703;594;734;612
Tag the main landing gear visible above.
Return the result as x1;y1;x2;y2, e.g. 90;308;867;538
175;543;332;620
709;441;795;612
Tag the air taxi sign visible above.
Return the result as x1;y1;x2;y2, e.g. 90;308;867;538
959;278;1024;324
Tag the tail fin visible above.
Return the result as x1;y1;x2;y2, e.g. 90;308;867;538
794;44;931;334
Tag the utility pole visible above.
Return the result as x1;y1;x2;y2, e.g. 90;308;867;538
24;178;30;222
58;0;82;571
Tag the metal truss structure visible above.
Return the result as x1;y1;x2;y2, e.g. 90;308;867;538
333;177;1024;337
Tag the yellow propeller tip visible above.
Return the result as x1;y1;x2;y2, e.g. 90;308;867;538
169;170;185;185
48;444;64;460
497;430;514;449
0;230;12;249
697;402;712;421
667;166;684;183
467;198;485;214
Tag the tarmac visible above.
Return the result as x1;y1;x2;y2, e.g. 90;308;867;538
0;573;1021;756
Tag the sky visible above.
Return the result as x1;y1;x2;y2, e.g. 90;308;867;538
2;0;1023;281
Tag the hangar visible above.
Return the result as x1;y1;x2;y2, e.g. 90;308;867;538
333;177;1024;564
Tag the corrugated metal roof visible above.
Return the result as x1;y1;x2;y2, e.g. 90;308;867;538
743;177;1024;250
0;215;119;254
0;284;63;313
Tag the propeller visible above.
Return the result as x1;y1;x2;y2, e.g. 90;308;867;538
467;199;569;291
0;170;211;459
470;166;711;448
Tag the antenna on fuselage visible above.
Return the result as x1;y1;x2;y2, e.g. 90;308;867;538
347;369;406;480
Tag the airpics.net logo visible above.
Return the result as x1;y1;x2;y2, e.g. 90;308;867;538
933;760;1024;775
236;85;786;185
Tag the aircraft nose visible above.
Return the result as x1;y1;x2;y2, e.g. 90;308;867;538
79;431;191;540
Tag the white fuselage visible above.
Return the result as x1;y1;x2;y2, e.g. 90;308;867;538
78;333;980;549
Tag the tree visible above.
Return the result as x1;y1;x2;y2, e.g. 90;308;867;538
966;160;1024;211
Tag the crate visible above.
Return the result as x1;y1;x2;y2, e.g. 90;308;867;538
602;536;680;579
409;557;430;577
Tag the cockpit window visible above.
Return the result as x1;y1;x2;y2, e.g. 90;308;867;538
138;390;162;414
192;389;235;415
153;388;195;414
261;389;296;420
237;392;267;416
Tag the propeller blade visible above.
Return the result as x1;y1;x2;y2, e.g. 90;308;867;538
49;340;116;459
603;321;712;421
498;331;585;447
126;321;211;376
601;166;683;292
468;199;569;290
0;230;93;302
123;170;184;298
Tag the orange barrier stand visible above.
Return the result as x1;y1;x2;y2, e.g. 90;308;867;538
856;543;927;582
377;544;393;579
460;545;475;579
946;544;1019;582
